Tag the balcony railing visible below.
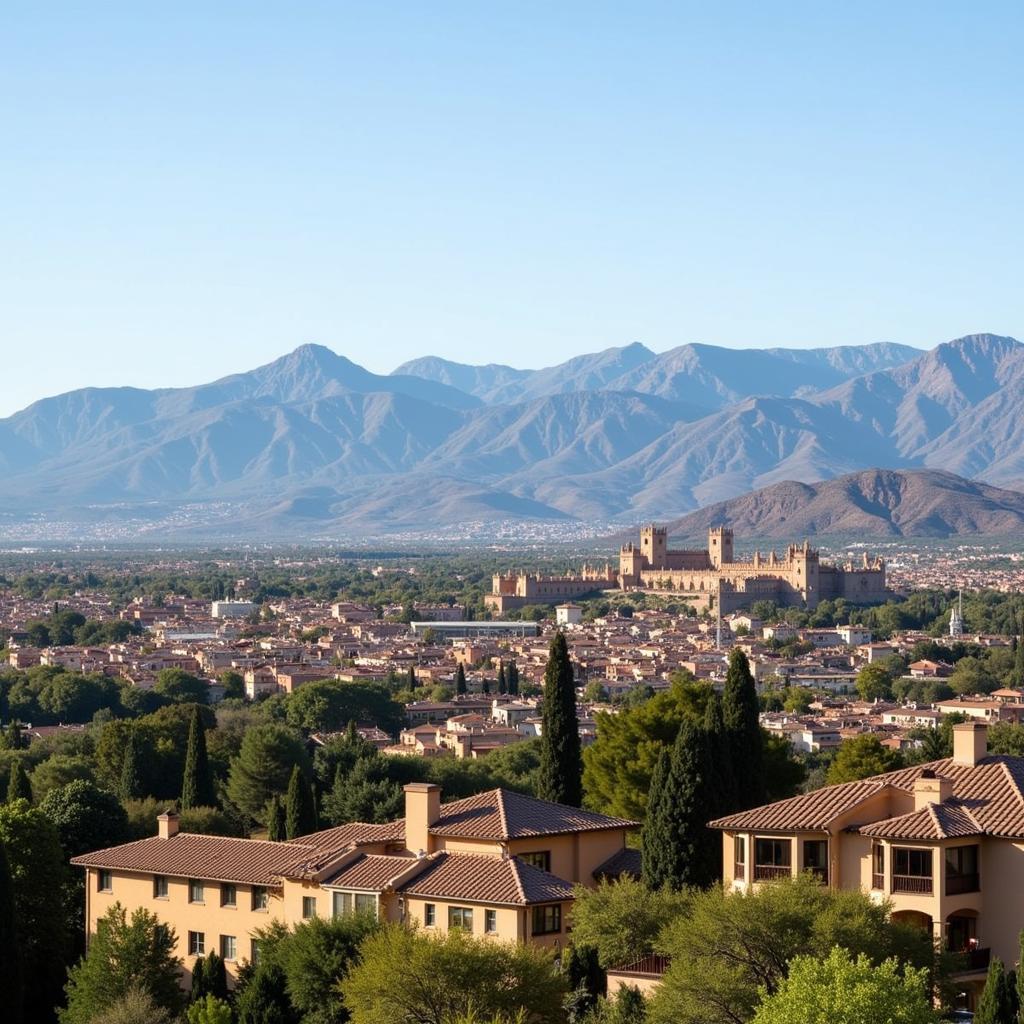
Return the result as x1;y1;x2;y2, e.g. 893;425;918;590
961;947;991;973
945;873;980;896
871;872;885;891
892;874;933;894
754;864;791;881
734;862;745;880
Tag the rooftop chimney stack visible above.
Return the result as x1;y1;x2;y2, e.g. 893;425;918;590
952;721;987;767
157;810;180;840
404;782;441;856
913;768;953;811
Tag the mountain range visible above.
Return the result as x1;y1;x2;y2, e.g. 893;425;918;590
2;333;1023;538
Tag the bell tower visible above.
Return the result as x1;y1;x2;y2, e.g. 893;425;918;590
708;527;733;568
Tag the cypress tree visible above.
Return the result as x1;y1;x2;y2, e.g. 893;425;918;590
191;956;208;1002
0;840;22;1024
203;951;228;1001
722;648;764;808
481;677;490;695
6;760;31;804
537;632;583;807
285;766;317;839
266;796;285;841
976;955;1013;1024
703;693;737;819
507;661;519;696
181;706;216;810
497;661;507;694
640;718;718;889
407;665;417;690
1014;616;1024;687
455;663;467;696
118;729;144;801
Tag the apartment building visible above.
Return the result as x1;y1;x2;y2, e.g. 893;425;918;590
72;784;638;986
710;722;1021;1009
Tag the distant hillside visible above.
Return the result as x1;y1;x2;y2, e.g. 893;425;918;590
663;469;1024;539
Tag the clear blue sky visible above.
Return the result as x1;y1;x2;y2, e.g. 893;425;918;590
1;1;1022;415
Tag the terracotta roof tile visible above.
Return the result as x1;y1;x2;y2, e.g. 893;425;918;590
400;852;574;905
429;789;637;840
70;833;319;886
860;800;983;841
292;820;405;855
593;846;642;880
321;854;415;890
708;779;888;832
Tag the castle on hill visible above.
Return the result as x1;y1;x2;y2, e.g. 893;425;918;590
619;525;887;612
484;525;887;614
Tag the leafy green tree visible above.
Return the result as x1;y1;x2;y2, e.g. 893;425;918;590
595;985;647;1024
227;723;309;822
187;994;233;1024
569;877;689;970
722;649;764;809
119;730;145;801
91;984;174;1024
280;680;403;736
855;663;894;702
6;758;32;803
0;799;71;1021
975;955;1014;1024
61;903;184;1024
285;765;318;839
641;718;717;889
219;671;245;701
267;795;286;841
650;874;944;1024
153;669;209;704
236;962;296;1024
455;663;468;695
181;706;216;810
537;632;583;807
949;656;999;696
190;951;228;1003
750;947;936;1024
826;735;904;784
564;943;606;1021
40;780;131;858
341;924;567;1024
0;839;23;1024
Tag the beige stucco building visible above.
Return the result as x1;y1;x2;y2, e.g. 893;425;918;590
711;722;1021;1010
72;784;638;986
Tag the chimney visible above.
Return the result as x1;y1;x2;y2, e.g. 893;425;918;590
952;722;988;767
404;783;441;856
157;810;180;839
913;769;953;811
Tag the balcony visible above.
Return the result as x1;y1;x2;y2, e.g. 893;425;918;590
962;946;991;973
892;874;933;895
945;873;980;896
754;864;791;881
871;872;885;891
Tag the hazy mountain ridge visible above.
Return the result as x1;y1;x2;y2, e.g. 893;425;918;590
662;469;1024;539
2;334;1023;536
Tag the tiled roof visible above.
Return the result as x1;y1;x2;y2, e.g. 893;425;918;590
291;820;405;855
399;852;574;906
429;789;637;840
70;833;320;885
710;755;1024;840
593;846;642;880
321;854;415;890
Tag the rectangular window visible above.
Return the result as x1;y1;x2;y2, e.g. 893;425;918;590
803;839;828;884
302;896;317;919
424;903;436;926
220;883;236;907
250;939;261;965
893;848;933;894
188;931;205;956
98;870;113;892
251;886;269;911
733;836;746;880
448;906;473;931
333;891;352;918
485;909;497;933
220;935;236;961
153;875;168;899
531;904;562;935
872;843;885;890
354;893;376;916
754;839;792;880
520;851;551;872
945;845;980;896
188;879;204;904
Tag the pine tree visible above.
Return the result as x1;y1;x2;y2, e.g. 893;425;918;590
266;796;285;841
703;693;737;819
497;662;507;695
407;666;417;690
455;663;467;696
507;661;519;696
118;729;144;801
6;760;31;804
285;766;317;839
181;706;216;810
0;840;22;1024
191;956;208;1002
640;718;718;890
722;648;765;809
202;952;228;1002
976;955;1014;1024
537;632;583;807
